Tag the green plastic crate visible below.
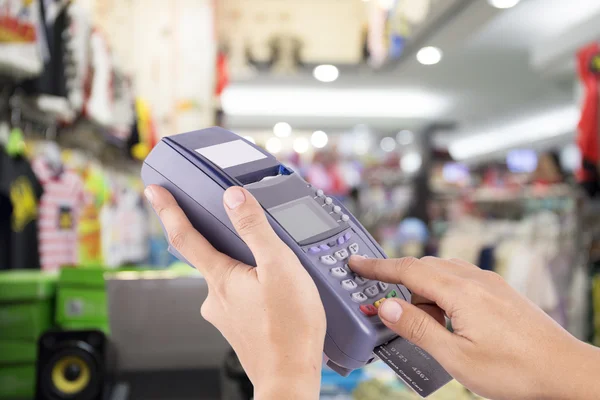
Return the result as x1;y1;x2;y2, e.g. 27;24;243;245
55;287;107;325
0;340;36;364
55;268;108;329
58;268;106;289
0;365;35;400
0;271;57;341
0;271;57;303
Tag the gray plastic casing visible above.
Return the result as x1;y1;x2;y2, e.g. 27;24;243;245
141;127;411;375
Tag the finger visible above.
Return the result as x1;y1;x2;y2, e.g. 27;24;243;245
146;185;243;284
223;187;288;265
378;298;456;365
420;256;481;279
349;256;458;306
416;303;446;327
448;258;481;271
411;293;435;306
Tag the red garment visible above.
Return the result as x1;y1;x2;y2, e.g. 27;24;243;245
215;50;229;97
576;43;600;182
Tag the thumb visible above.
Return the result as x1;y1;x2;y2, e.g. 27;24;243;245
379;298;455;364
223;186;287;264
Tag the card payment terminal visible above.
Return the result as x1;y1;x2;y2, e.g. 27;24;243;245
142;128;451;394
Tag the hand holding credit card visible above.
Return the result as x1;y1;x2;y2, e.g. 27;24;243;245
349;256;598;400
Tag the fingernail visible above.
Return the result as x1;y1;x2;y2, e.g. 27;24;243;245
144;187;154;204
380;300;403;323
224;187;246;209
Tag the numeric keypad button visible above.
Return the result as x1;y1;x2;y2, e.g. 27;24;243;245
351;292;368;303
364;285;379;298
320;255;337;265
348;243;360;254
334;249;349;260
341;279;358;291
330;267;348;278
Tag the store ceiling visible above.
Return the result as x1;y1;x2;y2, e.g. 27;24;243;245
224;0;600;154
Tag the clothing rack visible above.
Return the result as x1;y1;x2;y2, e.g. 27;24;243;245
438;183;590;338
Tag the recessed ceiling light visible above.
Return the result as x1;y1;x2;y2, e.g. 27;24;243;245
416;46;442;65
293;137;310;154
273;122;292;137
311;130;329;148
266;137;282;154
243;136;256;144
380;137;396;152
396;130;414;145
313;65;339;83
487;0;520;9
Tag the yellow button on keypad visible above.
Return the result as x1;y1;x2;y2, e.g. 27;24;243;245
374;298;386;308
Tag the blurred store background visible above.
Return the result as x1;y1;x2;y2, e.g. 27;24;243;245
2;0;600;399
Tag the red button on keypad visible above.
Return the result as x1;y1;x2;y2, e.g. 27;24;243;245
359;304;378;317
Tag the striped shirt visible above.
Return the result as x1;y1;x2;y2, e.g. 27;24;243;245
32;158;84;271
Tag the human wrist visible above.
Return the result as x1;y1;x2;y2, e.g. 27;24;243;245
254;373;320;400
253;354;322;399
540;339;600;400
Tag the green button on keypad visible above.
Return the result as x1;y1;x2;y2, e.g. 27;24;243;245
385;290;397;299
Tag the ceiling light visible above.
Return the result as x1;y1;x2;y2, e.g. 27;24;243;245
221;87;450;119
396;130;414;145
449;106;578;160
273;122;292;137
416;46;442;65
380;137;396;152
243;136;256;144
265;137;282;154
487;0;520;9
293;137;309;154
311;130;329;148
313;65;339;83
401;152;422;174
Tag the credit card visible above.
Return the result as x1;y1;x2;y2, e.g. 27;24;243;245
374;336;453;397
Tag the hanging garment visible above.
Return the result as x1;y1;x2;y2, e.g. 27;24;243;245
23;0;74;121
477;246;496;272
576;42;600;195
99;200;119;268
85;29;113;127
505;244;559;313
0;0;44;78
0;150;44;269
77;165;108;267
109;71;134;142
64;0;91;114
32;157;84;271
116;188;148;264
